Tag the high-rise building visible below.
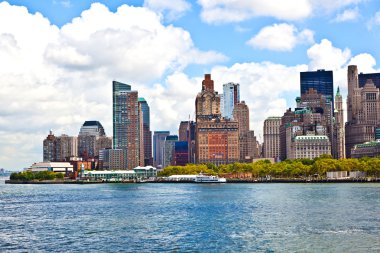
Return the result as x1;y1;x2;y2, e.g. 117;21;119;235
222;82;240;119
359;72;380;89
333;87;345;159
178;121;189;142
195;74;240;165
263;117;281;160
178;120;196;163
233;101;257;161
78;121;111;159
153;131;170;169
139;98;152;166
163;135;178;168
99;148;127;170
43;131;78;162
300;70;334;109
113;80;142;170
345;65;380;157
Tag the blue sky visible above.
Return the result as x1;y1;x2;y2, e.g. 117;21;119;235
1;0;380;170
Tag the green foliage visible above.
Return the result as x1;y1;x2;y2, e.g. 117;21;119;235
10;170;64;181
157;156;380;178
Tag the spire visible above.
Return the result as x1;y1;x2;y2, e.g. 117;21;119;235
336;86;341;97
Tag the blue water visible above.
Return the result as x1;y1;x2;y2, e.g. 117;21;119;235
1;177;380;252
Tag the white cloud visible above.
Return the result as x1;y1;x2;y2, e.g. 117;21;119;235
197;0;365;24
198;0;312;24
334;7;359;22
247;23;314;51
367;11;380;30
0;2;225;170
144;0;191;20
307;39;351;71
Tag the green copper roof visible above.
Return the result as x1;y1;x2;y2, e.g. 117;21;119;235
336;86;341;97
138;97;146;102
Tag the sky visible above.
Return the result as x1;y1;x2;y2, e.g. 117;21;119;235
1;0;380;170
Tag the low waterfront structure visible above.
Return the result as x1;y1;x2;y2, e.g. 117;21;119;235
327;171;348;179
82;166;157;181
351;140;380;158
29;162;74;173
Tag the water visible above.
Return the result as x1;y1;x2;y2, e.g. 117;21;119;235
1;177;380;252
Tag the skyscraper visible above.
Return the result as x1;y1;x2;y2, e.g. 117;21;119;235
163;135;178;168
113;80;141;169
78;121;111;159
195;74;239;165
334;87;345;159
263;117;281;159
153;131;170;169
139;98;152;166
300;70;334;108
222;82;240;119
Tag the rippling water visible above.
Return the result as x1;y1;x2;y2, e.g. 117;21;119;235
1;176;380;252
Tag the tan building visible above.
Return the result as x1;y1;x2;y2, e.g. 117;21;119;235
263;117;281;160
43;131;78;162
333;87;345;159
345;65;380;157
195;74;239;165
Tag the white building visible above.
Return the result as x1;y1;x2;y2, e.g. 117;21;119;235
292;135;331;159
29;162;73;173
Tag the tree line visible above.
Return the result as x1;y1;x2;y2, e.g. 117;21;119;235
158;155;380;178
10;170;64;181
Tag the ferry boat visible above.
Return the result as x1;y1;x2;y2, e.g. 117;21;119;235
194;173;226;183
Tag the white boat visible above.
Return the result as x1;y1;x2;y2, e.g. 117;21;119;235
194;173;226;183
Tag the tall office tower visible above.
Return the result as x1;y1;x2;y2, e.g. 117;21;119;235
43;130;57;162
300;70;334;109
263;117;281;159
163;135;178;168
233;101;256;161
139;98;152;166
153;131;170;169
113;81;141;170
345;65;380;157
195;74;240;165
78;121;111;159
334;87;345;159
222;82;240;119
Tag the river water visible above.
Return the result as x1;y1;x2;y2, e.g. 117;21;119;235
1;177;380;252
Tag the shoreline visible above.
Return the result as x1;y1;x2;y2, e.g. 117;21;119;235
5;178;380;184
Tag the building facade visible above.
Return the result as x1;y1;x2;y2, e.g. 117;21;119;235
43;131;78;162
139;98;153;166
222;82;240;119
263;117;281;160
163;135;178;168
334;87;345;159
78;121;111;160
174;141;189;166
292;135;331;159
113;81;142;169
99;148;127;170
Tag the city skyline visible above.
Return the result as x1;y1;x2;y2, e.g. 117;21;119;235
1;0;380;170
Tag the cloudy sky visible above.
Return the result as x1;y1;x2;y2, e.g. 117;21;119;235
1;0;380;170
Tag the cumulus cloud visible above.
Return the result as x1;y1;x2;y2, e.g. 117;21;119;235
0;2;225;170
144;0;191;20
198;0;312;24
197;0;365;24
334;7;359;22
247;23;314;51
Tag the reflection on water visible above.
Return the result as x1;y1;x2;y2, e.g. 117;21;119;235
1;181;379;252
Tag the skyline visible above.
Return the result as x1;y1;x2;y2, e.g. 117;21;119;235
1;0;380;170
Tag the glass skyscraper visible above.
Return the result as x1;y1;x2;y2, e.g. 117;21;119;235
300;69;334;107
139;97;152;166
222;82;240;119
359;72;380;89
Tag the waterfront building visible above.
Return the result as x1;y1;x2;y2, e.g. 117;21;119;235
153;131;170;169
163;135;178;168
345;65;380;157
113;81;142;169
139;98;153;166
222;82;240;119
82;166;157;181
29;162;73;174
195;74;240;165
263;117;281;160
174;141;189;166
300;69;334;109
292;135;331;159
